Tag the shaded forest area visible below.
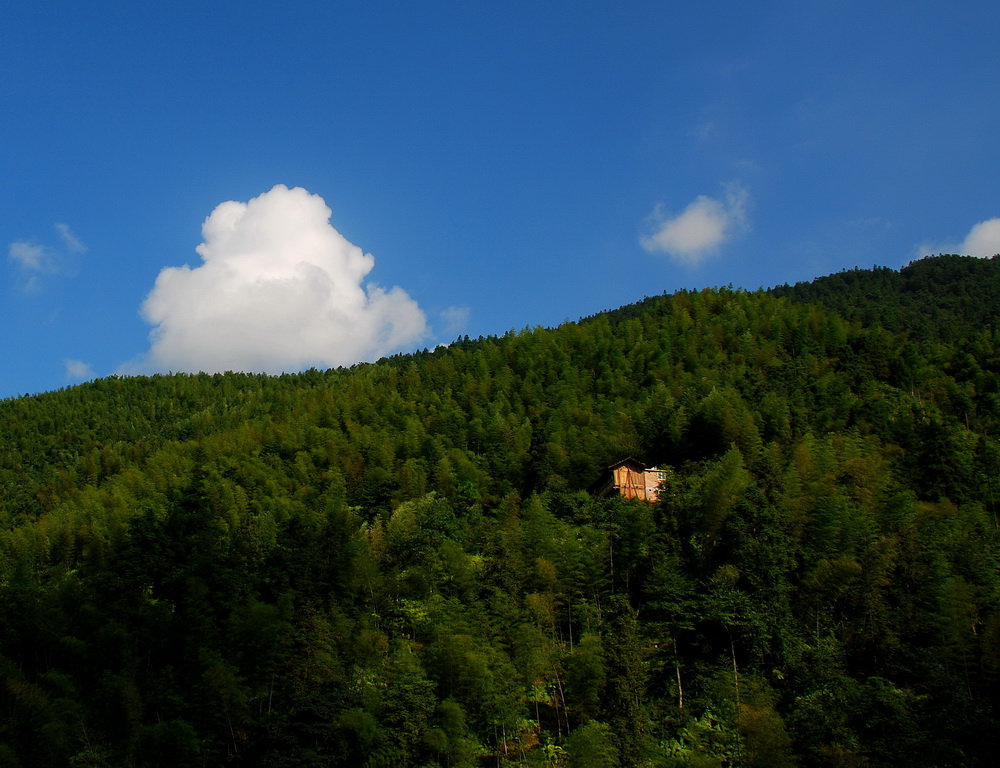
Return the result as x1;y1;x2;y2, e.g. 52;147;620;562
1;255;999;766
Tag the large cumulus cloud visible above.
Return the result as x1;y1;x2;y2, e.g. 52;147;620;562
959;218;1000;258
127;185;427;374
918;217;1000;260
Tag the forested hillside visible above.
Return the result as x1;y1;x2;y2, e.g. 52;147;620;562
2;255;1000;767
770;253;1000;342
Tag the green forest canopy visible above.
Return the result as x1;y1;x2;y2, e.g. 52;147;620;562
1;254;999;766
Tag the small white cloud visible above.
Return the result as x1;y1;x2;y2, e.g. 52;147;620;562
8;223;86;291
641;182;749;266
55;223;87;253
65;359;94;381
688;121;718;142
8;241;48;271
440;305;471;337
917;217;1000;260
124;184;429;375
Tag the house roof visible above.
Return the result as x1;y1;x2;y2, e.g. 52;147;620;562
607;457;648;471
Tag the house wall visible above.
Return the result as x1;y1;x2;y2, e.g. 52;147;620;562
594;462;667;502
612;464;656;501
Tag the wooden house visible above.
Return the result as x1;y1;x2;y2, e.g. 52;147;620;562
592;458;667;502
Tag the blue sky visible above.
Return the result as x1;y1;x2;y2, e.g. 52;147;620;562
3;1;999;398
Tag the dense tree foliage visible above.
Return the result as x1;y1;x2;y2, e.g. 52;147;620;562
770;253;1000;343
1;255;999;766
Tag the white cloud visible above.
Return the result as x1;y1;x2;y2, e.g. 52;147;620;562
917;217;1000;259
8;242;51;292
124;184;428;375
960;218;1000;257
8;241;48;271
55;223;87;253
8;224;86;291
65;359;94;381
641;182;749;266
440;305;471;337
688;121;719;142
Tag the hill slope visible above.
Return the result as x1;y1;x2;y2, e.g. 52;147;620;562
1;256;999;766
